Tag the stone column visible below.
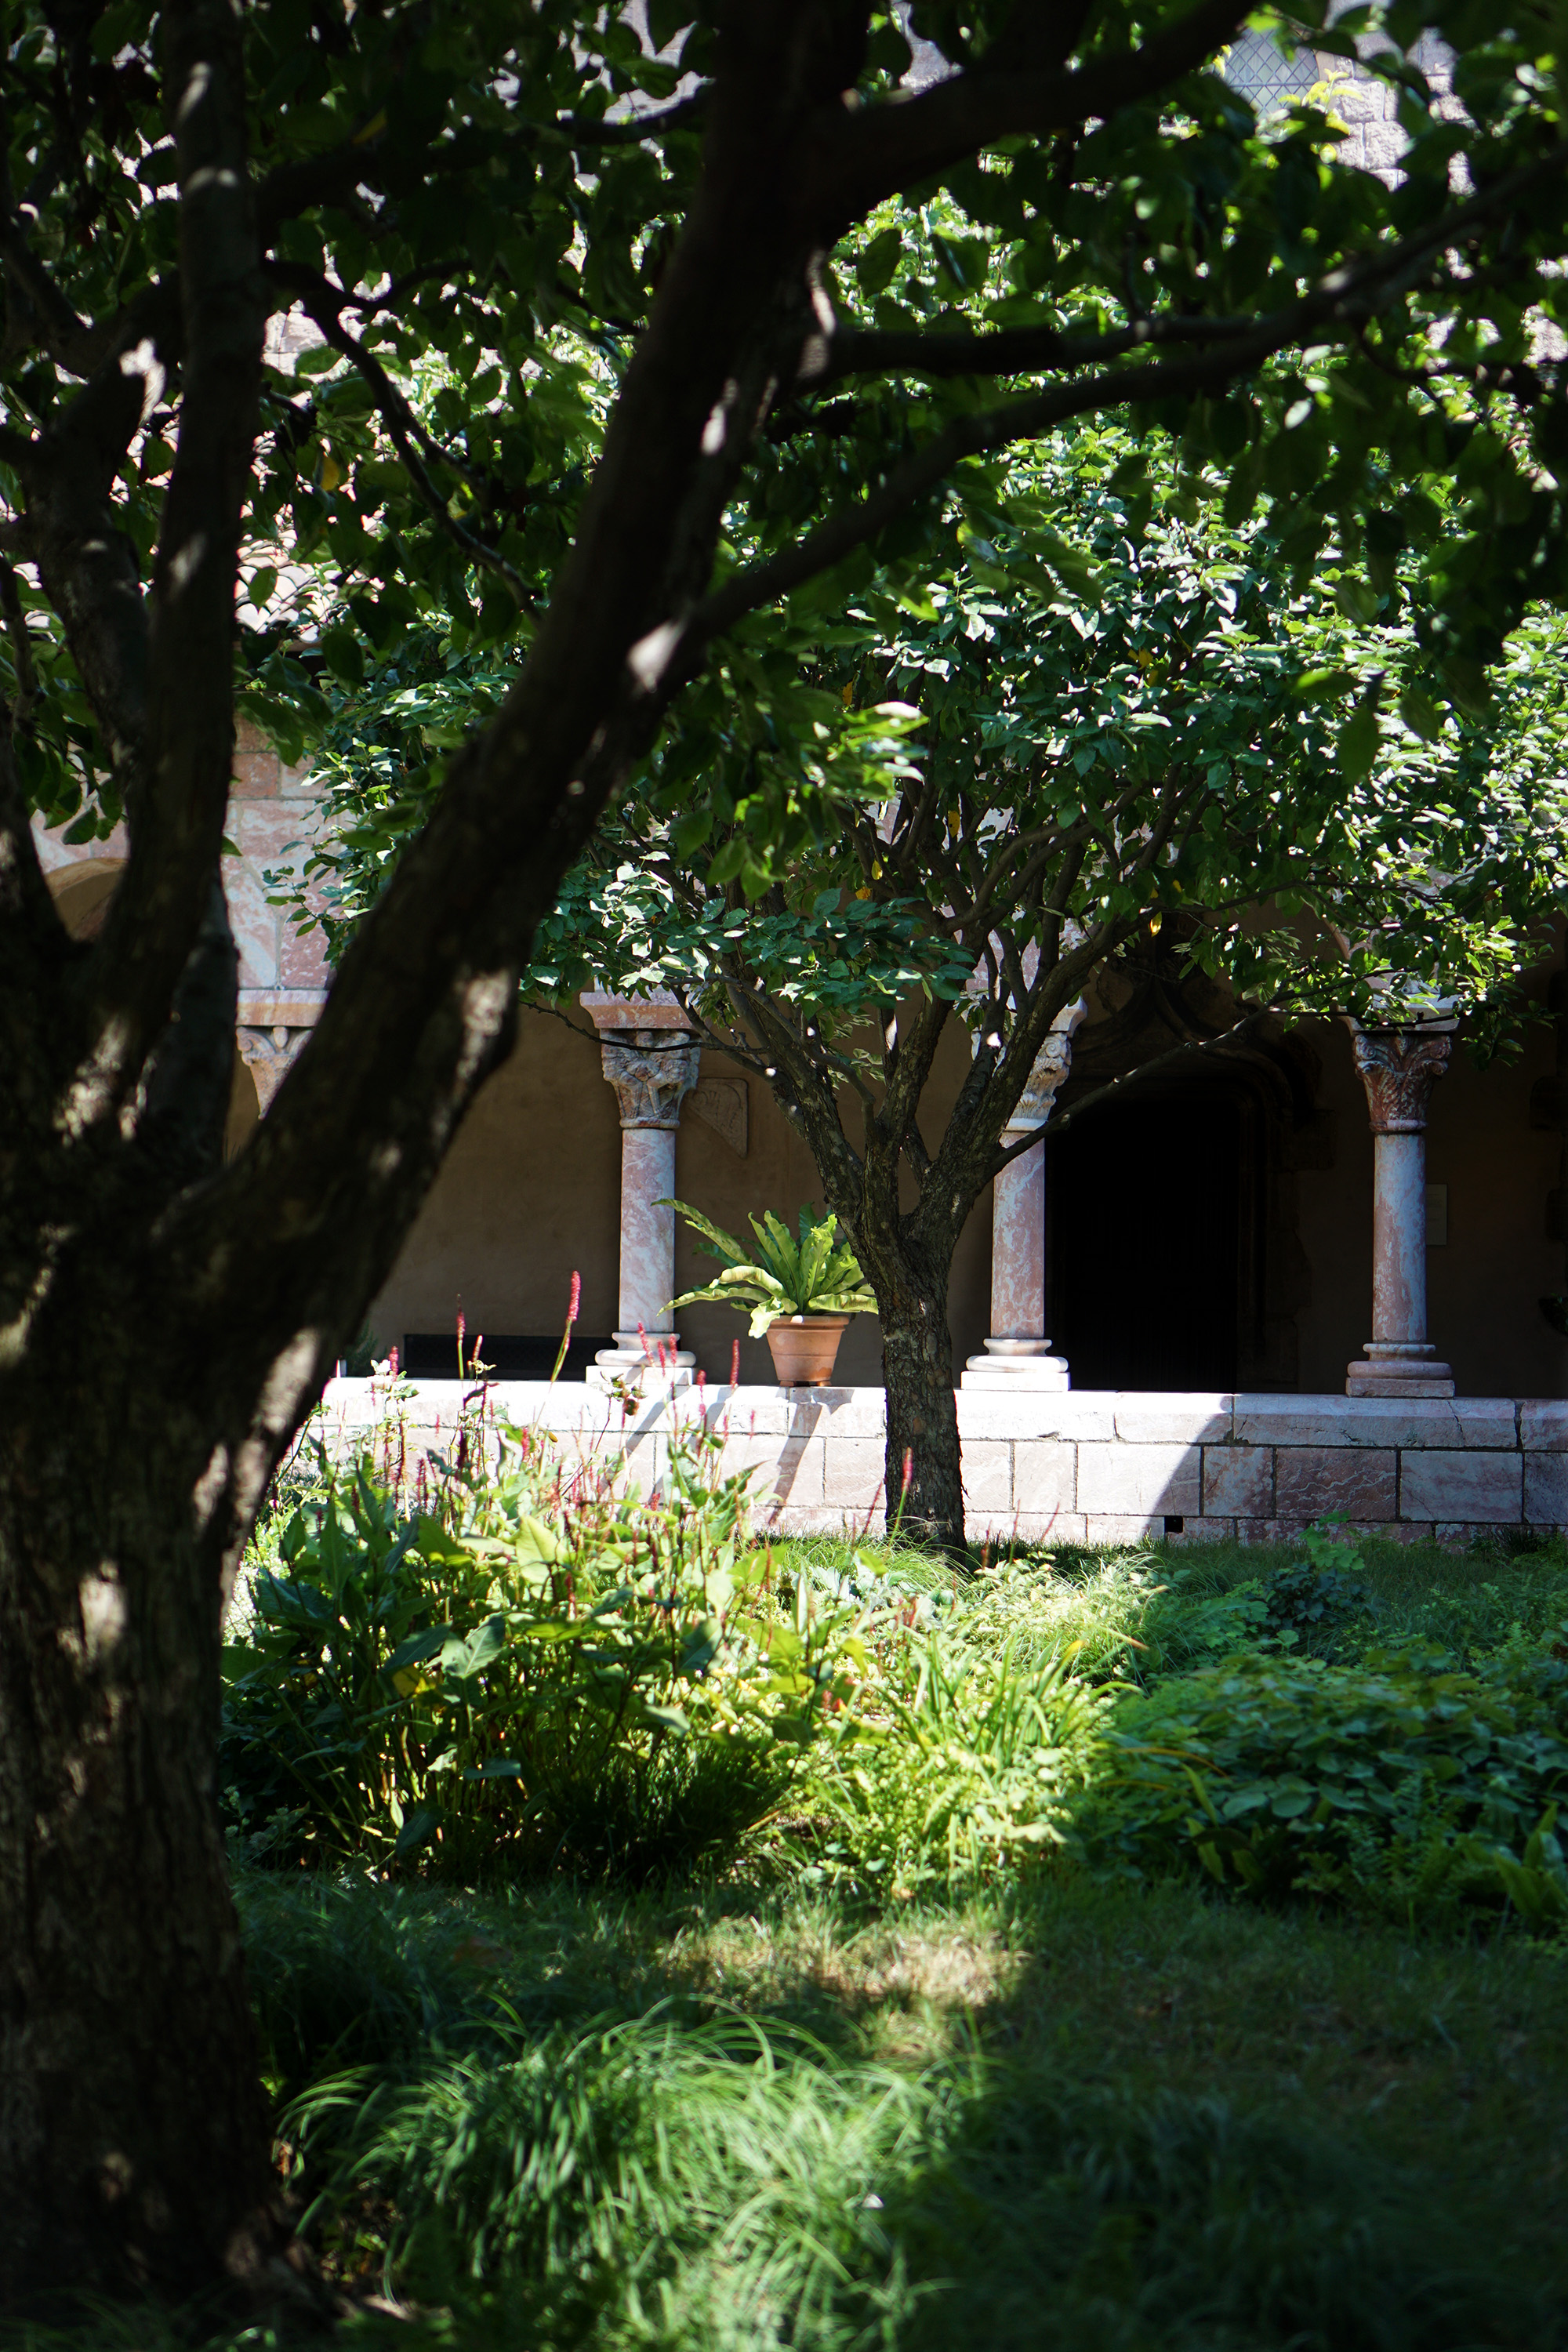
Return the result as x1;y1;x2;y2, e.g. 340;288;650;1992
962;1000;1087;1392
581;995;700;1388
1345;1022;1457;1398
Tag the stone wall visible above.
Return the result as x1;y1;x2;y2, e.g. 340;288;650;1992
314;1377;1568;1547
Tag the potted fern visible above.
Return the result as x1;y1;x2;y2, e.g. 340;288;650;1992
663;1200;877;1387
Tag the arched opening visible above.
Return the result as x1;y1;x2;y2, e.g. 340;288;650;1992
1048;1085;1247;1389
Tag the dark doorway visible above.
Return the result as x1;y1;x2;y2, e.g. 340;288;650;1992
1048;1092;1242;1389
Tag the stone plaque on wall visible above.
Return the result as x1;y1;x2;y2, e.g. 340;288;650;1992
688;1077;748;1156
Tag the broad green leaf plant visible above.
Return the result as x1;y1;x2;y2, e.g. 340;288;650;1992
665;1202;879;1338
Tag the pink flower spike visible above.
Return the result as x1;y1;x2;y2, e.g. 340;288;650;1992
901;1448;913;1496
568;1269;581;1326
730;1338;740;1391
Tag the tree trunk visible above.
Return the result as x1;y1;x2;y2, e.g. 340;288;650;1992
0;1369;293;2309
877;1261;965;1552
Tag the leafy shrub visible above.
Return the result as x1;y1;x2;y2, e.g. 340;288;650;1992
1261;1523;1374;1652
223;1414;864;1884
1083;1637;1568;1925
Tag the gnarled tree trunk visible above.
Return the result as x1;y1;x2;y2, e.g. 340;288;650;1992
0;1361;290;2305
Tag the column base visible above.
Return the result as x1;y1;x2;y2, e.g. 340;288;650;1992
587;1331;696;1394
962;1339;1071;1392
1346;1344;1454;1399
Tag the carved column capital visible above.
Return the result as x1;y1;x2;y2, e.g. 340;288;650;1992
1004;998;1089;1137
238;1024;310;1115
601;1037;701;1130
1348;1022;1456;1134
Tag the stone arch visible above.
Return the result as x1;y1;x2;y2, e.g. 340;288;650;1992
46;855;124;942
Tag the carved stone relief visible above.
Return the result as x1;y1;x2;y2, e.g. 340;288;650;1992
1349;1025;1455;1134
687;1076;748;1156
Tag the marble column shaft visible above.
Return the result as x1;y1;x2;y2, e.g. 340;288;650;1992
593;1030;700;1378
963;1000;1087;1392
1345;1022;1455;1399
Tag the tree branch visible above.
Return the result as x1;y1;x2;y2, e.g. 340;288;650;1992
691;140;1568;656
814;0;1249;223
554;89;712;147
81;0;265;1130
263;260;529;605
811;309;1263;386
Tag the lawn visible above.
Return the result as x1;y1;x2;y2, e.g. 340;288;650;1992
16;1444;1568;2352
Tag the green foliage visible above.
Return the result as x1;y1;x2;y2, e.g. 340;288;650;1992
1262;1522;1376;1650
223;1417;864;1883
1086;1635;1568;1926
666;1200;879;1337
959;1551;1268;1686
237;1871;1541;2352
797;1628;1110;1894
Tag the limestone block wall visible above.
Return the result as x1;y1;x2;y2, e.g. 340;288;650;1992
314;1378;1568;1548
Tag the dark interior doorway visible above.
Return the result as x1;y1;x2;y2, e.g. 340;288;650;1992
1048;1092;1242;1389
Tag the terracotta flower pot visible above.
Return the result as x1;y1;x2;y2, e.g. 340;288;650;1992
765;1313;850;1388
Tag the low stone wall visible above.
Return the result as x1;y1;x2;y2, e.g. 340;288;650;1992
314;1380;1568;1545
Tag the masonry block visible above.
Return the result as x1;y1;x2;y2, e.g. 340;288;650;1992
1009;1511;1087;1547
706;1389;793;1436
1076;1442;1200;1517
1085;1514;1161;1544
1012;1442;1077;1515
1275;1446;1397;1522
718;1434;804;1505
1113;1393;1233;1443
1399;1450;1523;1524
279;902;331;989
1202;1445;1272;1517
1519;1402;1568;1451
233;745;283;796
1171;1516;1234;1543
820;1436;884;1508
961;1441;1013;1512
1234;1396;1516;1449
771;1504;863;1537
790;1388;886;1439
958;1392;1114;1441
223;852;279;988
1526;1454;1568;1524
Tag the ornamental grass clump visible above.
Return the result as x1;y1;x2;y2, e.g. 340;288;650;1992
664;1200;877;1336
793;1619;1112;1893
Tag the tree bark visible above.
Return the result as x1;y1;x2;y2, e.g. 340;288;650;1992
877;1259;965;1552
0;1367;296;2307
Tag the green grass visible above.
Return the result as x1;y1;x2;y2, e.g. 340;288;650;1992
16;1534;1568;2350
224;1870;1568;2346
